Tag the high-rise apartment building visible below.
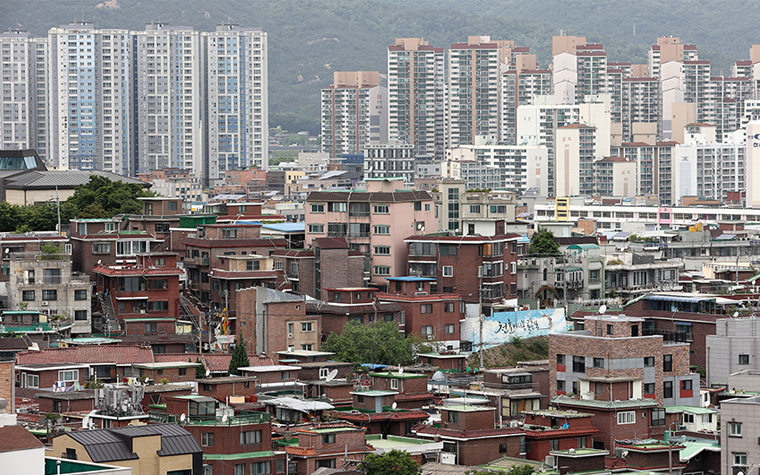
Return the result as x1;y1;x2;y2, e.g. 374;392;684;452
500;68;551;145
203;24;268;186
320;71;386;158
0;29;49;162
387;38;445;160
48;22;132;173
647;36;698;78
447;36;503;147
133;23;202;176
621;77;661;142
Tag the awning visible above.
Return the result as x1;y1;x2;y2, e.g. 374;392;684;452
563;267;583;272
646;295;712;304
114;296;149;300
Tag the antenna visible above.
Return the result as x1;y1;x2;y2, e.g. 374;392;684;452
599;304;607;315
325;369;338;382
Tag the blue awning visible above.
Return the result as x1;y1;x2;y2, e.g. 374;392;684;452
646;295;713;304
675;322;692;326
563;266;583;272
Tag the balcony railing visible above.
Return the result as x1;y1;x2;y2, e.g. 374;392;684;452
148;410;271;426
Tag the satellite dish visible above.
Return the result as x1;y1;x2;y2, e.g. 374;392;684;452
325;369;338;382
180;413;186;423
398;366;404;374
568;448;575;454
391;402;397;410
432;371;445;382
734;311;739;318
97;259;102;265
205;369;211;378
621;451;629;459
599;305;607;315
221;414;228;423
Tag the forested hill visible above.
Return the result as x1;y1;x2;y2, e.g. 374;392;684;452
3;0;758;134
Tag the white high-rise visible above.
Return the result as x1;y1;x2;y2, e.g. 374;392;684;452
203;24;268;186
134;22;202;175
48;22;131;173
0;29;49;162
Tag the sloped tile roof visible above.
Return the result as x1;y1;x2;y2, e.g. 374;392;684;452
16;345;155;366
93;264;184;276
334;410;429;423
525;426;598;439
414;425;524;440
551;395;659;409
0;425;44;452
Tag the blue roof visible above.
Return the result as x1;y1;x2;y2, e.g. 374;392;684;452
360;363;388;370
517;235;531;243
646;295;714;304
262;223;306;233
386;276;436;282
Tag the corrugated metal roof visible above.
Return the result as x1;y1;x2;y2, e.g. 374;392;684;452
5;170;148;189
66;429;139;463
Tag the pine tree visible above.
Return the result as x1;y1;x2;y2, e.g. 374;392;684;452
195;357;206;379
228;336;250;376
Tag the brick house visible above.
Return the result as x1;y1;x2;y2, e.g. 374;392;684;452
236;286;320;355
312;288;404;340
0;232;68;294
404;234;521;318
196;375;259;400
283;423;374;475
94;252;183;325
368;371;434;410
132;361;201;384
183;222;287;306
378;276;465;350
1;310;74;347
550;313;700;407
16;362;89;394
304;178;435;291
275;350;334;365
413;405;525;466
238;365;301;391
549;396;662;451
38;390;96;414
124;197;185;252
521;408;599;462
614;440;686;473
334;409;430;437
480;364;551;417
155;394;286;475
416;352;467;372
271;237;366;299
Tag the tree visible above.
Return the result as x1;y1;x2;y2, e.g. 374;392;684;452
67;175;154;217
322;321;419;366
0;202;22;232
528;229;559;257
195;357;206;379
228;336;250;376
79;202;110;219
359;450;421;475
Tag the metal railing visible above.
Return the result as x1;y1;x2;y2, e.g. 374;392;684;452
149;410;270;425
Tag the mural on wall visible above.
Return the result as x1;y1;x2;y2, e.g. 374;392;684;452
463;307;567;348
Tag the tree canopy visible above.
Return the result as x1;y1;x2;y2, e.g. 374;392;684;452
359;450;421;475
528;229;560;257
228;337;251;376
322;321;427;366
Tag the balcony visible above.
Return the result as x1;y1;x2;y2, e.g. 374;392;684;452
148;410;271;426
185;256;210;267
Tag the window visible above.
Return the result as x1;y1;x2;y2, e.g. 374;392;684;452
222;228;238;239
644;356;654;367
549;439;559;451
664;381;673;399
25;374;39;388
22;290;35;301
374;246;390;255
145;323;158;333
556;354;565;365
301;344;313;351
439;245;458;256
373;266;390;276
572;356;585;373
74;310;87;321
734;453;747;466
235;464;245;475
42;290;57;301
155;222;170;233
276;460;285;474
315;460;336;469
310;203;324;213
606;324;614;335
592;358;604;368
281;371;290;380
328;202;347;213
58;369;78;382
499;443;507;453
421;304;433;314
702;413;713;423
251;461;271;475
644;383;655;395
74;289;88;300
739;354;750;365
663;354;672;372
683;413;694;423
447;411;458;423
246;261;260;271
373;204;389;214
322;433;336;444
240;430;262;445
301;322;313;332
201;432;214;446
681;380;692;391
470;205;481;214
729;422;742;437
445;324;455;334
557;380;566;392
149;301;169;312
308;224;324;234
651;408;665;426
421;325;433;335
44;268;61;284
168;201;178;211
442;266;453;277
578;437;587;449
444;302;455;313
373;225;390;235
617;411;635;424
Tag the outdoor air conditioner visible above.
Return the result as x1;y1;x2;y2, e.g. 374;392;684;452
41;301;48;306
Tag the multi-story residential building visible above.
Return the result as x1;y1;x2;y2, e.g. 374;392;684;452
720;395;760;475
363;141;415;184
0;29;49;162
551;313;700;406
705;317;760;386
387;37;445;160
8;251;92;334
203;23;268;186
603;251;683;303
136;168;205;202
304;178;433;289
404;233;520;318
621;77;661;142
648;36;698;79
284;422;374;475
554;123;596;197
448;36;503;147
593;156;636;197
320;71;387;158
134;22;202;176
48;22;132;173
500;68;552;145
609;141;678;202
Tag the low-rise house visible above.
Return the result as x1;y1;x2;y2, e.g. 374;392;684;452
334;408;430;437
521;408;599;462
238;365;302;393
0;423;45;474
665;405;718;433
16;363;89;395
282;422;374;475
196;375;259;401
368;371;434;410
52;424;203;475
1;310;74;347
613;440;685;473
314;287;404;340
37;390;96;415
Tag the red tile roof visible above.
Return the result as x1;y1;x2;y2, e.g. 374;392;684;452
394;392;435;402
211;270;279;280
334;410;430;423
182;238;288;248
16;345;155;366
0;425;44;452
414;425;524;440
285;445;375;457
203;354;236;372
524;426;598;439
93;264;184;276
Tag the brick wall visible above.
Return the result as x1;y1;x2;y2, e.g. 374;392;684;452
0;361;13;413
441;408;496;431
38;395;95;414
197;380;257;400
371;375;427;394
141;367;196;384
457;435;522;466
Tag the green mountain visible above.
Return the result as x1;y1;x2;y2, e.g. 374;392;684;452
2;0;757;135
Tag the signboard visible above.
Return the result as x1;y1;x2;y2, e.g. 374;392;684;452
463;307;567;349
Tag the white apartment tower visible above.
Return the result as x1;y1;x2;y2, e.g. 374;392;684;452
48;22;131;173
203;24;268;186
134;23;202;175
500;68;551;145
387;38;445;160
0;29;49;162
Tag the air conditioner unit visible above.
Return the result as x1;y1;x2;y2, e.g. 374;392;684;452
41;301;49;306
288;333;293;339
427;335;434;340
